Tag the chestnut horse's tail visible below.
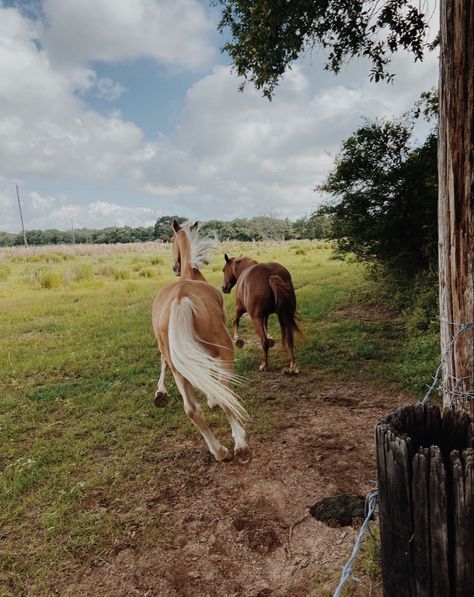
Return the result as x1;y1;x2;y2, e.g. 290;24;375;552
268;275;300;348
168;297;249;424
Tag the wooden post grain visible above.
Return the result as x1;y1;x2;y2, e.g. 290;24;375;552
376;404;474;596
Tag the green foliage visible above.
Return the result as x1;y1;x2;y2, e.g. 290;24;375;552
154;216;186;242
216;0;428;98
293;212;333;240
319;114;438;283
1;215;331;247
0;226;156;247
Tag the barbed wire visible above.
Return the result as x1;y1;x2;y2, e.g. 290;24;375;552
333;318;474;596
421;319;474;405
333;489;378;597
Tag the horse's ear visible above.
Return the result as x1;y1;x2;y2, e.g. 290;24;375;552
224;253;230;263
190;221;198;231
172;219;181;232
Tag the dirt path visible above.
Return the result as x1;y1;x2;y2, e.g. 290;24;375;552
59;371;408;597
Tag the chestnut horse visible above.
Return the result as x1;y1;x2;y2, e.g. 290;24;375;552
152;221;251;463
222;255;299;374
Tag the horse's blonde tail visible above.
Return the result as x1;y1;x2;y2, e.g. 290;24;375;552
168;297;249;423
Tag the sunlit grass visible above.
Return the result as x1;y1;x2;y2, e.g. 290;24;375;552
0;239;436;594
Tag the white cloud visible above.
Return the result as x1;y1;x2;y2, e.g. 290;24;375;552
0;1;439;231
42;0;216;70
131;48;438;219
0;183;159;231
0;4;144;179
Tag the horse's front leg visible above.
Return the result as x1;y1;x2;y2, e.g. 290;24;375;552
233;305;246;348
154;354;169;407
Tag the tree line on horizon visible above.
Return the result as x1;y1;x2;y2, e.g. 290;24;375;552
0;212;332;247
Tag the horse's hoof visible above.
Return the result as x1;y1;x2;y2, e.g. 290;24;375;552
282;367;299;376
235;338;245;349
234;446;252;465
259;364;267;372
267;338;275;348
154;391;169;407
215;446;231;462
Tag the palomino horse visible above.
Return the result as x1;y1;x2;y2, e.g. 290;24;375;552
152;221;251;463
222;255;299;374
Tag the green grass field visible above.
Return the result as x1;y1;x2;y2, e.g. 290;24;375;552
0;240;438;594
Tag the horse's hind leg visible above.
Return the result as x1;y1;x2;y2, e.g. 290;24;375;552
173;372;230;462
281;324;299;375
286;342;299;375
264;315;275;347
154;354;169;407
252;317;271;371
217;360;251;464
221;404;251;464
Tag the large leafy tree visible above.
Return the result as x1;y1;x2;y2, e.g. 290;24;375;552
216;0;474;412
320;117;438;279
216;0;429;98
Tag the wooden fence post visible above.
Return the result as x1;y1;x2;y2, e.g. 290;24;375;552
376;403;474;596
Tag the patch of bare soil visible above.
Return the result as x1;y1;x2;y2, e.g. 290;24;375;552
336;303;402;323
57;369;409;597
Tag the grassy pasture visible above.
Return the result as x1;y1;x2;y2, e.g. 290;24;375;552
0;240;437;594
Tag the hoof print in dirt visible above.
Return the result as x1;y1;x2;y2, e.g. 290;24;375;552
154;391;169;407
232;517;281;555
309;495;371;527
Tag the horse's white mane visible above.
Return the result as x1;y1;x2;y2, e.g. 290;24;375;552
181;221;216;270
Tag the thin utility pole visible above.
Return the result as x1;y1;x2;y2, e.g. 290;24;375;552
15;184;28;248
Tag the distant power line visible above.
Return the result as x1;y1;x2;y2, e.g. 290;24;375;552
15;185;28;248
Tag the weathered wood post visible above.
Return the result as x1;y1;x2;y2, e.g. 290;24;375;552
438;0;474;413
376;403;474;596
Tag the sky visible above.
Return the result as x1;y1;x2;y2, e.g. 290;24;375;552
0;0;439;233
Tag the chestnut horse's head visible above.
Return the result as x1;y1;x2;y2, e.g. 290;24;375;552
222;253;237;293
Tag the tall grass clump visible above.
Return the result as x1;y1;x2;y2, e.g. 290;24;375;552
68;263;94;282
0;264;11;281
138;268;154;278
32;268;64;289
